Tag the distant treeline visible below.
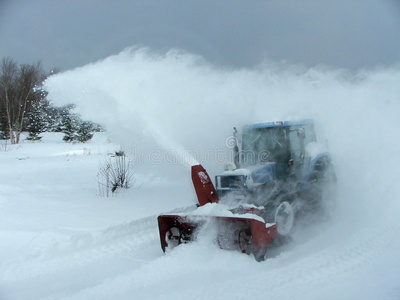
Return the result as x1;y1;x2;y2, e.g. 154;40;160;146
0;57;103;143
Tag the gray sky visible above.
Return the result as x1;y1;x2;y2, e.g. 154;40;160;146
1;0;400;71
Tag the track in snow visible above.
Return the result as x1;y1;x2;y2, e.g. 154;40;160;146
51;209;400;300
0;206;193;300
1;200;400;300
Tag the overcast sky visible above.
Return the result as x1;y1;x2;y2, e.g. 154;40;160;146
1;0;400;72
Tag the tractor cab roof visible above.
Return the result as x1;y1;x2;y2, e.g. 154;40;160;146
245;119;314;130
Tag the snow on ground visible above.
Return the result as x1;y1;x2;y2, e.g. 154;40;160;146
1;48;400;299
0;133;194;299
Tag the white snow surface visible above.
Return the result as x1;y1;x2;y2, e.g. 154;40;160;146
1;47;400;299
170;202;266;223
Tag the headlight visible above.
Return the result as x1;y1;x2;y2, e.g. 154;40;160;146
217;175;245;190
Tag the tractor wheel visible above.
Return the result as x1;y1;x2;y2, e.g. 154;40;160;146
274;201;295;236
238;230;252;255
180;226;195;243
305;159;337;215
165;226;181;250
253;248;267;262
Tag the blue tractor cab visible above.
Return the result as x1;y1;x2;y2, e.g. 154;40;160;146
215;120;335;234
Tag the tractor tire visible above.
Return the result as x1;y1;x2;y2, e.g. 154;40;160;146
254;248;268;262
299;158;337;221
274;201;295;236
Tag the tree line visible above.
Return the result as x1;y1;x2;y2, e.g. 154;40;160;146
0;57;102;144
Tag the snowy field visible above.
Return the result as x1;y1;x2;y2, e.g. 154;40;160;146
0;132;195;299
1;48;400;299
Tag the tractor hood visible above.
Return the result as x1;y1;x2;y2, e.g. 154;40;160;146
216;163;277;192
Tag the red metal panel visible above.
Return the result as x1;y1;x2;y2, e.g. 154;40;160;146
191;165;219;206
251;220;278;256
158;214;277;259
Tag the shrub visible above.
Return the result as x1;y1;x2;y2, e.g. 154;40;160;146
96;151;134;197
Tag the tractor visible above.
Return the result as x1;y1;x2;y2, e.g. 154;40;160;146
158;120;336;261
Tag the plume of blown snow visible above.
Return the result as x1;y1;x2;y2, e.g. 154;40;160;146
45;46;400;230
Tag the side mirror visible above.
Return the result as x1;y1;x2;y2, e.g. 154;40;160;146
297;128;306;139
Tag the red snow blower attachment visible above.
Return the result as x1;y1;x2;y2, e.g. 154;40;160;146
157;165;278;261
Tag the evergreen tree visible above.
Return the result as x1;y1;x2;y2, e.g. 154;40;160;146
26;100;47;141
62;113;80;142
77;121;94;143
45;104;62;132
57;104;78;142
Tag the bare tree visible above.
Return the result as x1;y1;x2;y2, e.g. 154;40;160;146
0;58;45;144
0;58;17;142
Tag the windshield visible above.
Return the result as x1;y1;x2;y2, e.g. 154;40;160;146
241;127;289;166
